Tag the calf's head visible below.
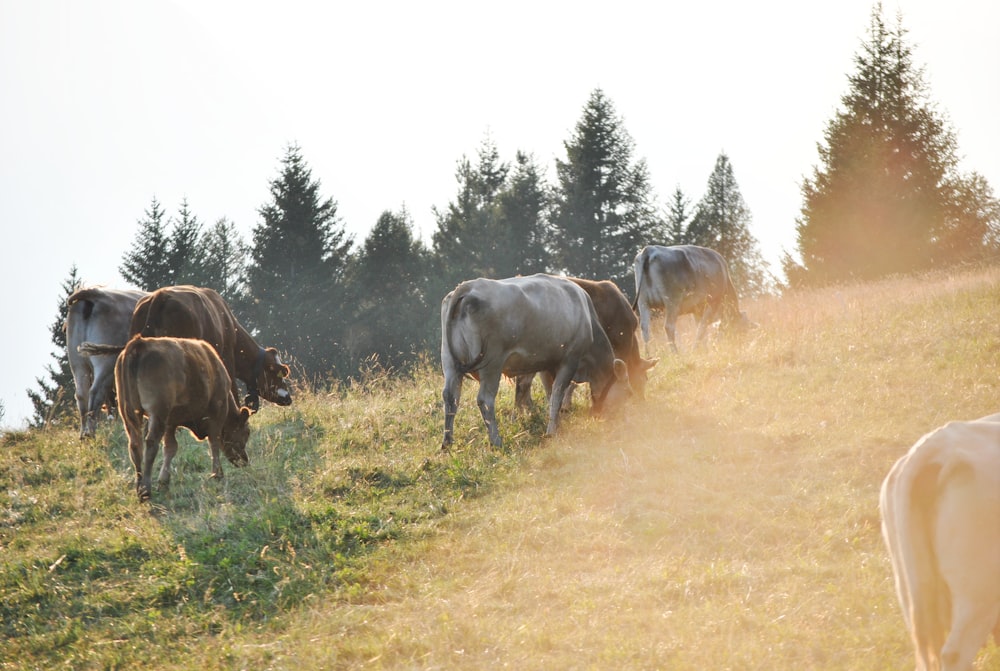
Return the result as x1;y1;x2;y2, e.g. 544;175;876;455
222;407;253;466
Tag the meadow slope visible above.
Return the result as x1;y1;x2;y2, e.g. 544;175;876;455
2;267;999;670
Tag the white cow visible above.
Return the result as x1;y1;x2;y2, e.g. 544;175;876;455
66;287;148;438
440;274;632;449
880;413;1000;671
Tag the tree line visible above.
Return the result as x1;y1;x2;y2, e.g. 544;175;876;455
26;6;999;428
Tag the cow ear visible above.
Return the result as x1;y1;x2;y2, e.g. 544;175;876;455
239;407;252;421
642;357;659;370
613;358;629;380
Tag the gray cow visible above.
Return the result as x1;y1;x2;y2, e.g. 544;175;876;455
441;274;632;449
632;244;750;353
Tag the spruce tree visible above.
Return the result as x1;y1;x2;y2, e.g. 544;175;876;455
166;198;206;286
794;5;995;283
199;217;248;303
246;144;354;381
498;151;551;277
27;266;82;429
687;153;774;296
664;186;692;245
344;208;433;375
551;88;659;288
120;197;172;291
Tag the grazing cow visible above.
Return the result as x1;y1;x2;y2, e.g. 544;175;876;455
514;277;658;409
80;337;252;501
130;285;292;411
66;287;148;438
879;413;1000;671
441;274;633;449
632;244;750;353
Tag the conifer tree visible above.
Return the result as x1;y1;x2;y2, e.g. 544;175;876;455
199;217;248;302
551;88;659;288
687;153;773;296
27;266;81;429
246;144;354;381
344;208;433;374
166;198;206;286
795;5;996;283
664;186;692;245
119;197;172;291
498;151;551;276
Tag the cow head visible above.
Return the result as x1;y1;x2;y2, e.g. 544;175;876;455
247;347;293;410
629;355;659;400
591;358;633;417
221;406;252;466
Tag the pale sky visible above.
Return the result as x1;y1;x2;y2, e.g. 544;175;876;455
1;0;997;429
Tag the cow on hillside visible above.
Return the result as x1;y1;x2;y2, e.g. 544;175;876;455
441;274;633;449
130;285;292;411
880;413;1000;671
515;277;657;409
80;336;253;501
632;244;750;354
66;286;148;438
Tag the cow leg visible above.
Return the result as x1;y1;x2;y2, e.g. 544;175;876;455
124;416;145;497
664;305;681;353
158;428;179;488
206;433;225;480
86;368;113;437
441;372;463;449
694;303;720;346
637;303;653;354
514;374;535;411
545;366;577;437
475;373;504;448
139;416;165;501
76;388;91;439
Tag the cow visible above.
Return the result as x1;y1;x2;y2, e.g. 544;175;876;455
441;274;633;449
66;287;149;438
129;285;292;411
632;244;750;354
879;413;1000;671
80;336;253;501
514;277;658;409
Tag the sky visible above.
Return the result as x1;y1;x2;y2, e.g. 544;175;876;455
1;0;998;430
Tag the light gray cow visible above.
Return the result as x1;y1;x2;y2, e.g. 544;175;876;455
632;244;749;353
880;413;1000;671
441;274;632;449
66;287;148;438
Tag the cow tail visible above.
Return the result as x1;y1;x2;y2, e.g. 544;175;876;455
881;440;947;664
446;292;485;377
631;250;649;312
77;341;126;357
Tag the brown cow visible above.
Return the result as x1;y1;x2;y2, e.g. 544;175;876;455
515;277;657;409
129;285;292;411
80;336;252;501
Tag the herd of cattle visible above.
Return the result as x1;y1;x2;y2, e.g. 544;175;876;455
63;244;997;669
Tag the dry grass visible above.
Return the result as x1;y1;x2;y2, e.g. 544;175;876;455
3;266;1000;670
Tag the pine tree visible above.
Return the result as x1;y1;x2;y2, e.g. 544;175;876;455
27;266;81;429
431;135;510;287
664;186;692;245
120;197;172;291
794;5;995;283
199;217;248;303
344;207;433;375
246;144;354;381
687;153;774;296
166;198;206;286
551;88;660;288
498;151;551;276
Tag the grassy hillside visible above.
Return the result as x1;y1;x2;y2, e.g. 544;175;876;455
2;267;1000;670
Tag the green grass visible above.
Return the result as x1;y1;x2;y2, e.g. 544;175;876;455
3;266;1000;670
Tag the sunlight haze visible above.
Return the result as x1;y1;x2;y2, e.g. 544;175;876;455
1;0;997;428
